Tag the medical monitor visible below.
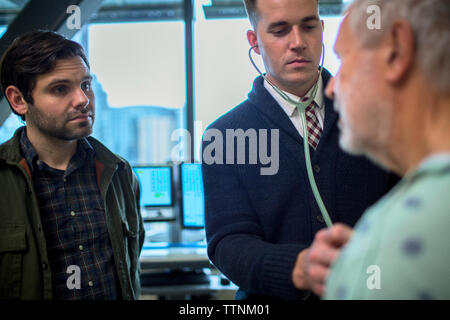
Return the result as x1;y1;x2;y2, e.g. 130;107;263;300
132;166;173;207
180;163;205;229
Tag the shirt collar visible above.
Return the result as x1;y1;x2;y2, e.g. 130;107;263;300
19;128;38;173
78;137;95;158
19;128;95;173
264;75;324;117
405;152;450;181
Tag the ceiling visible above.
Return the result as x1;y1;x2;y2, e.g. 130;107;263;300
0;0;29;10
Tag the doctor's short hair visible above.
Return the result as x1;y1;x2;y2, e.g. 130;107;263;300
0;30;90;120
348;0;450;93
243;0;319;29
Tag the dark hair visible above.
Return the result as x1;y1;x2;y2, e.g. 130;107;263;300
243;0;259;29
243;0;320;28
0;30;90;120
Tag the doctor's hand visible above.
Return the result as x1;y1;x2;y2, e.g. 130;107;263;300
292;223;353;297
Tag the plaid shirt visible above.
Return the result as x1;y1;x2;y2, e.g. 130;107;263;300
20;129;120;300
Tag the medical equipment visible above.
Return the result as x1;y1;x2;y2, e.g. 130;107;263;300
248;44;333;228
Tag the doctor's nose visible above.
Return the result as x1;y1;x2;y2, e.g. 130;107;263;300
289;27;307;50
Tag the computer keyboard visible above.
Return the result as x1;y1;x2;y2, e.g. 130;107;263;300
140;269;210;286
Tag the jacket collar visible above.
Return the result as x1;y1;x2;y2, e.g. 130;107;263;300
0;126;126;182
19;127;96;176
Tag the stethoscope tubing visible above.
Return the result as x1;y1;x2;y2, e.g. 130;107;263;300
248;44;333;228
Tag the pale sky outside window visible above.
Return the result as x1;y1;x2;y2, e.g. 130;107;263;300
89;21;186;109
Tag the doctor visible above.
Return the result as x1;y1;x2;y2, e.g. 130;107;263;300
201;0;397;300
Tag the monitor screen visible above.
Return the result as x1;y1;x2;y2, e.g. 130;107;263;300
133;166;173;207
181;163;205;228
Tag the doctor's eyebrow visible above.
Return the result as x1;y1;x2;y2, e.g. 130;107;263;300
301;15;320;23
267;15;320;29
267;16;320;29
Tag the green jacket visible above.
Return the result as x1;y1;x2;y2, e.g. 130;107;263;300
0;128;145;300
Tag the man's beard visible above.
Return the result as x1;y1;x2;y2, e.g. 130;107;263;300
27;104;94;141
333;100;364;155
334;99;394;171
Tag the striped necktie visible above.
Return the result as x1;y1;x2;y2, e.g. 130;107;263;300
303;100;322;149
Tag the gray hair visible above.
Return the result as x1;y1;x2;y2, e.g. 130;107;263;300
348;0;450;93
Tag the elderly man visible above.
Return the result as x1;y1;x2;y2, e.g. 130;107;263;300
302;0;450;299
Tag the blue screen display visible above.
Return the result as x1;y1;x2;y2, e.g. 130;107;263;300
133;167;172;206
181;163;205;228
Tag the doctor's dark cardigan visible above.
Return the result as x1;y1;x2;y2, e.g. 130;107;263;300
201;69;397;300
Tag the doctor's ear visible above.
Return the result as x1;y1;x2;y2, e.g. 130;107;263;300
247;30;260;54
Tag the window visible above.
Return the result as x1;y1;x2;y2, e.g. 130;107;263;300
0;0;33;143
0;25;23;144
0;112;23;143
87;21;186;165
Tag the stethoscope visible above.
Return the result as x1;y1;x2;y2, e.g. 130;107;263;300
249;43;333;228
